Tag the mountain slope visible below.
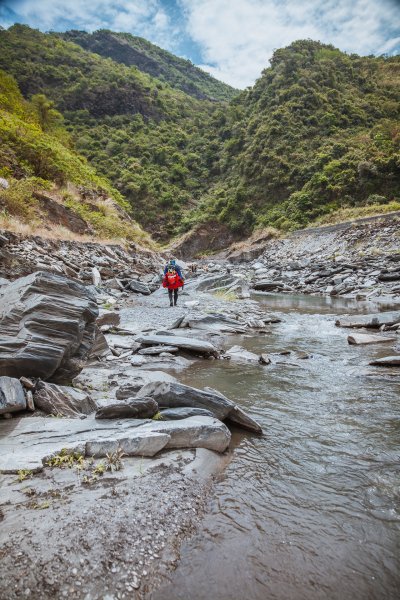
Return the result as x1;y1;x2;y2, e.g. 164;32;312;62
192;40;400;233
60;29;238;102
0;24;219;240
0;67;151;244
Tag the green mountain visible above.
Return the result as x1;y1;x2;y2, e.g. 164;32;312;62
59;29;237;102
0;27;399;245
0;24;218;240
0;66;150;243
194;40;400;233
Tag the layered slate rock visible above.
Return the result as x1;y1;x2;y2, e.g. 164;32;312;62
0;271;98;382
136;381;263;434
95;397;158;419
135;334;218;356
33;381;96;417
335;311;400;329
0;415;231;472
0;376;26;415
369;356;400;367
347;333;397;345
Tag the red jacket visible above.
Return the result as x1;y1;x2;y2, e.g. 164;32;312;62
162;271;184;290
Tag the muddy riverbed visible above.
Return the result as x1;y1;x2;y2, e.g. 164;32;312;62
150;293;400;600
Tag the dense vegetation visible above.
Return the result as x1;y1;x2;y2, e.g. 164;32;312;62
0;67;149;242
60;29;237;102
0;24;219;240
195;41;400;233
0;26;399;242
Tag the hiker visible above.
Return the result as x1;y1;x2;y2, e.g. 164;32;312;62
162;260;184;306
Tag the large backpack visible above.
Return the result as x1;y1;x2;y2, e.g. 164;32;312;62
166;270;178;287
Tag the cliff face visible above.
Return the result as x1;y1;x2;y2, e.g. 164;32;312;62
60;30;238;102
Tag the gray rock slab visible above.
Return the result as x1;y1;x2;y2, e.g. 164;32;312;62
336;311;400;329
116;371;178;399
0;271;98;381
186;314;246;333
86;432;169;458
347;333;397;345
127;280;151;295
369;355;400;367
0;377;26;415
0;415;230;472
138;346;179;355
135;334;218;355
97;310;121;328
95;397;158;419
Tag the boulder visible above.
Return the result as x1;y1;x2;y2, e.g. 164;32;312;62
33;381;96;417
135;334;218;356
136;381;263;434
347;333;397;345
224;345;260;363
91;266;101;287
369;356;400;367
87;327;111;359
0;377;26;415
0;271;98;381
335;311;400;329
95;397;158;419
126;280;151;295
159;407;214;420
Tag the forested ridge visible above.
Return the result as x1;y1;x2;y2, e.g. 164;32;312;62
0;25;399;243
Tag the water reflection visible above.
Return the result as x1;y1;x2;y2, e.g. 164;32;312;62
151;294;400;600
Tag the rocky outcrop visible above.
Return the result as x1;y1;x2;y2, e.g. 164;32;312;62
0;230;161;284
33;381;96;417
0;377;26;414
136;381;263;434
0;271;98;382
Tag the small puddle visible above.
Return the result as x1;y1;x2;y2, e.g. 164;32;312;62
151;293;400;600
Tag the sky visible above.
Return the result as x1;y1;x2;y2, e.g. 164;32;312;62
0;0;399;88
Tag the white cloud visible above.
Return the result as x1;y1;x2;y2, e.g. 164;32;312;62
1;0;176;49
180;0;400;88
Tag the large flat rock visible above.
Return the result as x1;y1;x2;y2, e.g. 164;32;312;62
0;415;231;472
135;334;218;355
347;333;397;345
335;311;400;329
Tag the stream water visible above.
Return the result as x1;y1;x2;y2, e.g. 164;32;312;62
151;293;400;600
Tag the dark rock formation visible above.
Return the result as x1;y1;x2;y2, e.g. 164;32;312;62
33;381;96;417
0;271;98;382
95;397;158;419
0;376;26;414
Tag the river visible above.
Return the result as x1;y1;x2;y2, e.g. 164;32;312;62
151;293;400;600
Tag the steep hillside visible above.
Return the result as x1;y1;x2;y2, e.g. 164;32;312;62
60;29;237;102
192;40;400;234
0;24;217;241
0;68;151;244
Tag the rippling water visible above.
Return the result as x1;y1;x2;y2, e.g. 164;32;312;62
151;294;400;600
